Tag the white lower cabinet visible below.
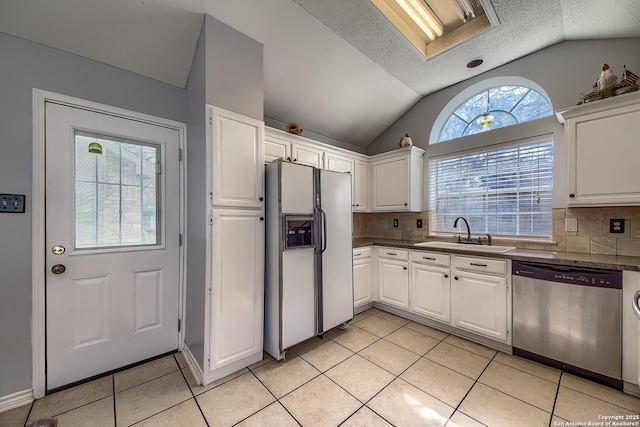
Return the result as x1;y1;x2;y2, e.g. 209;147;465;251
451;257;510;343
353;247;512;346
410;252;451;323
353;248;372;308
209;209;265;371
378;248;409;309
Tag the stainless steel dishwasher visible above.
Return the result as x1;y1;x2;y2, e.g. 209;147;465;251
512;261;622;388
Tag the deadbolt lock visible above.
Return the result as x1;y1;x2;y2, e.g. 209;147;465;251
52;245;65;255
51;264;66;275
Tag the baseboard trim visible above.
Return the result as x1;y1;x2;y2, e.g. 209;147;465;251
373;301;513;354
181;344;204;386
0;389;33;414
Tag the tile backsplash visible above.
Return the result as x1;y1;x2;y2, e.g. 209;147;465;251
354;206;640;256
353;212;430;241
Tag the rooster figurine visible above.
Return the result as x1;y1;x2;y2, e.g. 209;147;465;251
399;133;413;148
597;64;617;97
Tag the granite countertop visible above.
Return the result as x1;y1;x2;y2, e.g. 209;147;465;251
353;238;640;271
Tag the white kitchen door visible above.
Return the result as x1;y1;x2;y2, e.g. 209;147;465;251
45;102;181;390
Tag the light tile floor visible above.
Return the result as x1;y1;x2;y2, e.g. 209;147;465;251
2;307;640;426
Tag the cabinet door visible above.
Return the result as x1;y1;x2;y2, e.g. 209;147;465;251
325;152;354;174
566;102;640;206
353;258;371;308
372;156;408;211
211;107;264;208
353;160;369;212
451;270;508;342
411;263;450;323
210;209;264;370
265;136;290;163
291;143;324;168
378;258;409;309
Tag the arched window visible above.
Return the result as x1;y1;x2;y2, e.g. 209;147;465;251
428;78;554;238
431;77;553;144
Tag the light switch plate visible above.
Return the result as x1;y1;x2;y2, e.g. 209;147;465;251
0;194;25;213
565;218;577;232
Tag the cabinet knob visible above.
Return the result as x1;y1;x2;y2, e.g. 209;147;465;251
355;204;360;207
404;203;408;206
293;158;297;162
260;217;264;221
444;274;449;278
286;157;291;161
259;197;264;201
569;193;575;198
403;266;407;270
454;276;459;280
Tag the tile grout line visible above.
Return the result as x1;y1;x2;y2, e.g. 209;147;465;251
447;350;498;426
176;361;210;427
244;369;303;427
112;375;117;427
22;396;36;427
549;371;564;427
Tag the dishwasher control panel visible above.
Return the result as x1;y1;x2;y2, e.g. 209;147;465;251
512;261;622;289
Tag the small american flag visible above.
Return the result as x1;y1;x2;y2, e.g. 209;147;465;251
622;65;639;86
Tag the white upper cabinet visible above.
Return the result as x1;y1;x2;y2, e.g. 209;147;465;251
325;152;354;174
264;134;290;163
264;127;370;211
371;147;425;212
210;107;264;208
557;92;640;206
291;143;324;168
353;160;369;212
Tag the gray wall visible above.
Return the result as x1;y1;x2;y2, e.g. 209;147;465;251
205;15;264;120
368;38;640;154
184;15;264;373
0;32;185;398
185;22;207;369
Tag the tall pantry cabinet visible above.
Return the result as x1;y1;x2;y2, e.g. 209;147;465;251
202;106;265;384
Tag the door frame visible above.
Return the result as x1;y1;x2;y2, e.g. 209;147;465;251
32;89;187;398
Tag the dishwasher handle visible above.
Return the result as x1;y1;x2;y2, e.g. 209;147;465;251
634;291;640;321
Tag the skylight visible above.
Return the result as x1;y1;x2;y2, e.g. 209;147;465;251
370;0;499;58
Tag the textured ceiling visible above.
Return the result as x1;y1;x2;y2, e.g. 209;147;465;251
0;0;639;147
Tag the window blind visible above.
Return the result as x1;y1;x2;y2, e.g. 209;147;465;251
428;135;553;238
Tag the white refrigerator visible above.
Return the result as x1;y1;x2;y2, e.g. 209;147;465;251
264;159;354;360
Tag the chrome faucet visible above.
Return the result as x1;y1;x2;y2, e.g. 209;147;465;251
453;217;471;243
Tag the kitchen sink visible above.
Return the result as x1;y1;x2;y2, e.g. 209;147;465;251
414;241;516;254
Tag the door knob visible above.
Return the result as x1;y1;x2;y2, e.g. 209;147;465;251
51;264;66;275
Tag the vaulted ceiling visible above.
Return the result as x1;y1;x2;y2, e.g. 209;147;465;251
1;0;639;147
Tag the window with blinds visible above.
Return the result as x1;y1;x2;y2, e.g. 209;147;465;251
429;135;553;238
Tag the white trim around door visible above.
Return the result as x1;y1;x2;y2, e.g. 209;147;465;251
32;89;187;398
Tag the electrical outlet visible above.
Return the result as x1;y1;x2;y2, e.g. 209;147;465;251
610;218;625;233
565;218;577;232
0;194;25;213
393;218;398;228
417;219;423;229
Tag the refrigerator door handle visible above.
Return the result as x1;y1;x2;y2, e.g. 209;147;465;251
633;290;640;321
320;207;328;253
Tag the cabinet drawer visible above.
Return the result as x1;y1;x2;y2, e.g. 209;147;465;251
353;247;371;259
454;256;506;276
378;248;409;261
410;250;450;267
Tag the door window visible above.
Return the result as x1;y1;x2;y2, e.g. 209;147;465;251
74;131;160;249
